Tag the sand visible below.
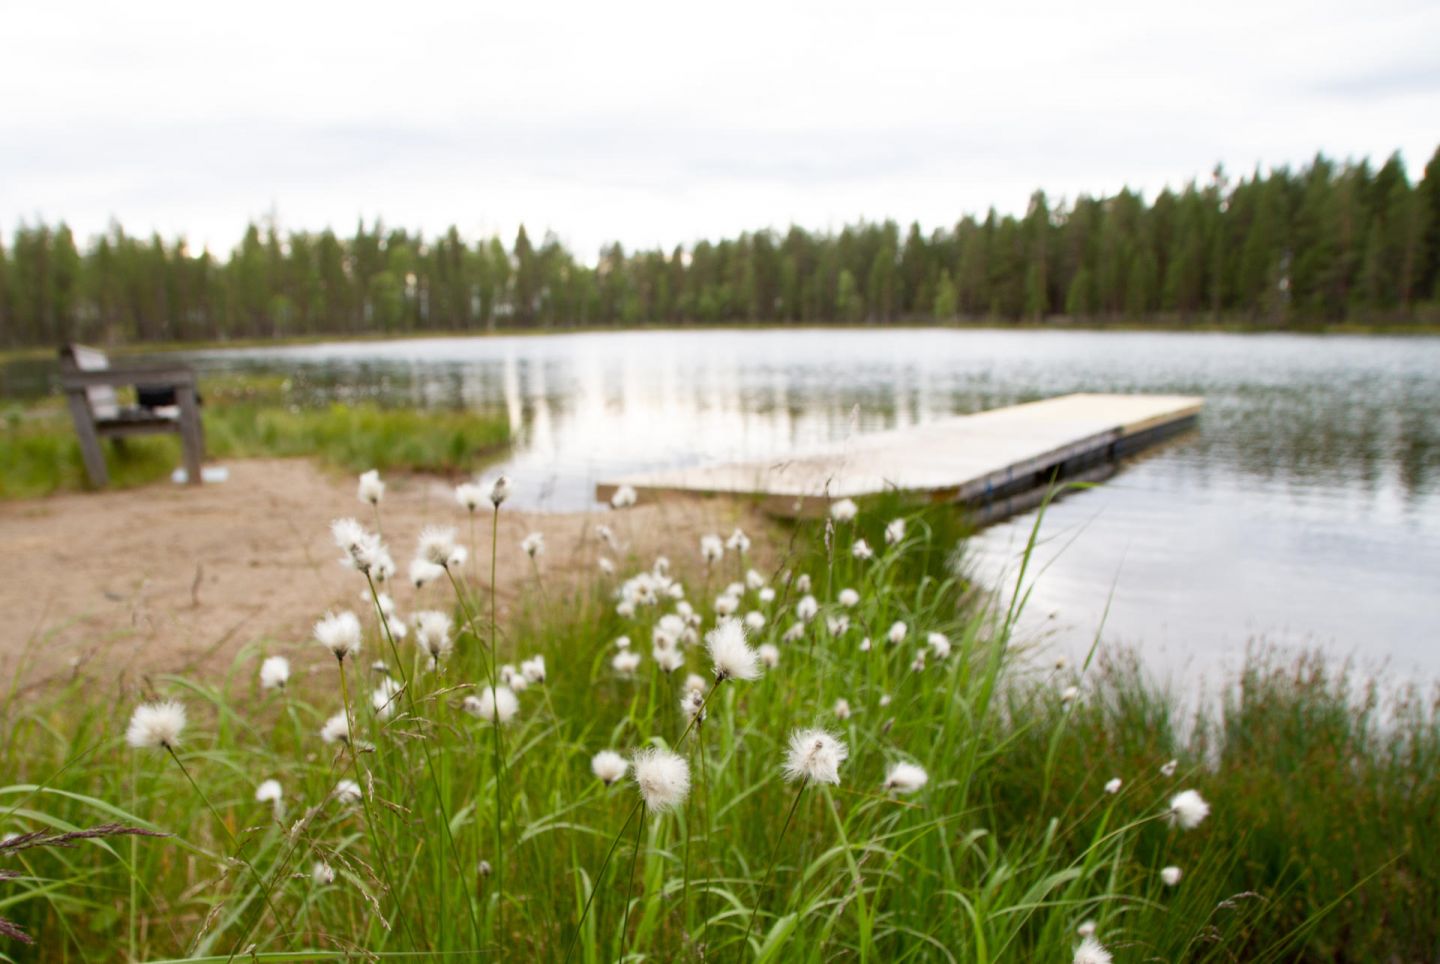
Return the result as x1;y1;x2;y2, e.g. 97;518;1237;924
0;459;774;694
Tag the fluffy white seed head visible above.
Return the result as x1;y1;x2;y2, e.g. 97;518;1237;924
314;610;362;662
680;688;707;723
632;747;690;811
757;643;780;668
653;645;685;673
313;861;337;886
333;779;362;805
884;761;929;794
745;568;765;590
927;632;952;659
783;623;806;643
331;517;385;574
409;558;445;589
1104;777;1122;794
455;481;485;511
465;685;519;725
795;595;819;622
1161;865;1183;886
851;538;873;560
255;779;282;807
725;528;750;553
910;651;927;672
1074;935;1112;964
412;610;453;669
878;693;892;707
260;655;291;691
700;534;724;564
1160;758;1179;777
794;573;811;593
598;556;615;574
521;531;545;558
827;615;850;636
417;526;460;567
591;750;628;785
783;728;849;785
714;594;740;617
744;611;766;632
684;673;707;693
1061;685;1080;704
1076;920;1097;938
521;655;547;684
758;586;776;603
320;712;351;744
858;636;872;652
357;469;385;506
612;650;642;675
126;701;186;750
488;474;511;507
610;484;638;508
371;678;403;719
1167;789;1210;830
838;588;860;608
829;498;858;522
833;698;852;720
706;618;761;681
885;518;906;545
887;621;908;645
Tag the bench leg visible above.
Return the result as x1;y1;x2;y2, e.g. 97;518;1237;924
177;386;204;485
65;391;109;488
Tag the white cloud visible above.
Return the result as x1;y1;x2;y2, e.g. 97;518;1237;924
2;0;1437;260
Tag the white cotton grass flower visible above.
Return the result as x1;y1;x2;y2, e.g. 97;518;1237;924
260;655;291;691
464;685;519;725
910;651;928;672
680;688;708;723
409;558;445;589
838;588;859;608
783;623;805;643
653;645;685;673
610;484;638;508
794;573;811;593
372;678;403;719
1161;865;1183;887
887;621;908;645
885;517;906;545
1166;789;1210;830
312;861;337;886
413;610;453;670
333;779;362;805
706;618;761;681
1160;758;1179;777
125;701;186;750
615;635;632;649
883;761;929;794
520;655;546;684
700;534;724;564
714;594;740;617
417;525;460;567
878;693;891;707
320;712;351;745
632;747;690;812
833;698;852;720
331;517;384;574
1074;935;1112;964
488;474;511;507
795;594;818;622
684;673;708;693
758;586;776;603
725;528;750;553
1104;777;1122;794
357;469;384;506
744;611;766;632
783;728;849;785
255;779;282;810
829;498;858;522
599;557;615;575
757;643;780;668
612;650;642;676
521;531;545;558
858;636;872;652
826;615;850;636
499;664;527;692
745;568;765;590
927;632;952;658
314;610;362;663
1076;920;1097;939
851;538;873;560
455;481;485;512
591;750;628;785
1061;685;1080;705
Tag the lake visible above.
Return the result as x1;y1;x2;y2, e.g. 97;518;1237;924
12;327;1440;682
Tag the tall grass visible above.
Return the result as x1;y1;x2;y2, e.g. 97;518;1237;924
0;496;1435;961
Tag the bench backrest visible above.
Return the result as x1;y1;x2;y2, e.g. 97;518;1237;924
59;344;120;419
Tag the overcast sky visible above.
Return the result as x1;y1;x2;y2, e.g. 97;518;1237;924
3;0;1437;261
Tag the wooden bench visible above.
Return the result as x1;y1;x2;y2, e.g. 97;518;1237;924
58;344;206;488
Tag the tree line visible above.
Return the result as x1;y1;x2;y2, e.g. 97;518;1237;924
2;146;1438;348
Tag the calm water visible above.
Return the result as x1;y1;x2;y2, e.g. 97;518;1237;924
11;328;1440;680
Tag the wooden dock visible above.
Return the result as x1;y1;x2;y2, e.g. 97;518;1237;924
596;393;1203;519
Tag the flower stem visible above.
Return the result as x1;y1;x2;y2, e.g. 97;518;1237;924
739;780;807;959
563;797;643;964
619;801;647;962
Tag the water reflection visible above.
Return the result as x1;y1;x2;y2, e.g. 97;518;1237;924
6;328;1438;677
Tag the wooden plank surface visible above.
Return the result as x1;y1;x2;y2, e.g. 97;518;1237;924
596;393;1202;514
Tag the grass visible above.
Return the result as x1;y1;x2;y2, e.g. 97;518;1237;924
0;495;1435;962
0;376;510;498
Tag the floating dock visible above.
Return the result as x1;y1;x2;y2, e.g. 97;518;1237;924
596;393;1203;519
